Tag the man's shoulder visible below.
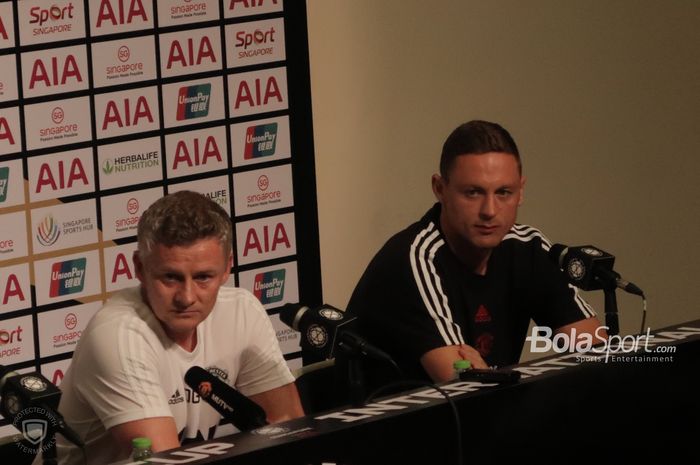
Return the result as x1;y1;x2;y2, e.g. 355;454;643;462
76;287;165;354
90;287;146;327
375;212;444;260
213;286;267;319
216;285;258;304
501;224;552;251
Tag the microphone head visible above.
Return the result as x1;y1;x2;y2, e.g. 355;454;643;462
0;365;19;391
548;243;568;268
184;366;267;431
281;304;357;363
279;303;309;331
304;305;356;360
550;244;616;291
184;366;212;394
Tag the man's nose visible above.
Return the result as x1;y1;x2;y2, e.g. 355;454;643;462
174;280;195;308
480;194;497;218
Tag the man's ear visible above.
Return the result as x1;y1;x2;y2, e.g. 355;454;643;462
432;174;445;201
518;175;527;206
222;253;233;283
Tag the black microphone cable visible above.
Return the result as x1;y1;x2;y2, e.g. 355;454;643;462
364;380;463;465
640;295;648;336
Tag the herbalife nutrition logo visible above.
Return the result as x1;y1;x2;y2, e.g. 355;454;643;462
103;151;159;175
49;258;86;298
253;269;285;304
0;166;9;202
244;123;278;159
176;83;211;121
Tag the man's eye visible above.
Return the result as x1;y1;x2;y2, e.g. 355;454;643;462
464;189;481;197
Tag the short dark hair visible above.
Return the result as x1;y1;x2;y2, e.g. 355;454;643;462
439;120;521;179
137;190;232;260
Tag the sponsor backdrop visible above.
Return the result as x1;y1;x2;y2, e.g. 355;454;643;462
0;0;321;436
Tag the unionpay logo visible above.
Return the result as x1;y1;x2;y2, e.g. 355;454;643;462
49;258;86;297
244;123;277;159
253;269;285;304
176;83;211;121
0;166;9;202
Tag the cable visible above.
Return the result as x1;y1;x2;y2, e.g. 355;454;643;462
365;380;463;465
640;296;647;335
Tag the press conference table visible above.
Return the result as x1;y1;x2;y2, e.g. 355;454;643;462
113;319;700;465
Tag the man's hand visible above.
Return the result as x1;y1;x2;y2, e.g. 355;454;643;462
249;382;305;423
109;416;181;458
421;344;488;383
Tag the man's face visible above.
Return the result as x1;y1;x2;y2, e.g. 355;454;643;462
433;152;525;253
134;237;231;345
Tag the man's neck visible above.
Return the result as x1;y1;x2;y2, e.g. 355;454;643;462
167;330;197;352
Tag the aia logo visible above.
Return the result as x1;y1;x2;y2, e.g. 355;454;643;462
229;68;287;117
27;53;84;92
257;175;269;191
94;0;149;28
64;313;77;330
170;134;223;171
0;15;9;42
51;369;65;386
51;107;64;124
1;272;27;308
34;157;90;195
126;197;139;215
242;222;291;257
165;35;217;70
118;45;130;62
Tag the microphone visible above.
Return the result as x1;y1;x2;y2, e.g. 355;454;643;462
184;366;267;431
0;365;84;447
549;244;644;297
279;303;394;365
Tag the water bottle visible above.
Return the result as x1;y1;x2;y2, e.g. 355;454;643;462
453;359;472;379
131;437;153;461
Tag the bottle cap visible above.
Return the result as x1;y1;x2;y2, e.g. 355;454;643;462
453;359;472;370
132;437;152;449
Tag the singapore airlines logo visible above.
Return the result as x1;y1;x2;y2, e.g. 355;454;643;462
37;214;61;246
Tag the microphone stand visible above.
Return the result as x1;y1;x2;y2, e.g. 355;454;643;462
603;285;620;336
335;348;366;407
41;426;58;465
346;356;366;407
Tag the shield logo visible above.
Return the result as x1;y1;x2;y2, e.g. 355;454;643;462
22;419;48;445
